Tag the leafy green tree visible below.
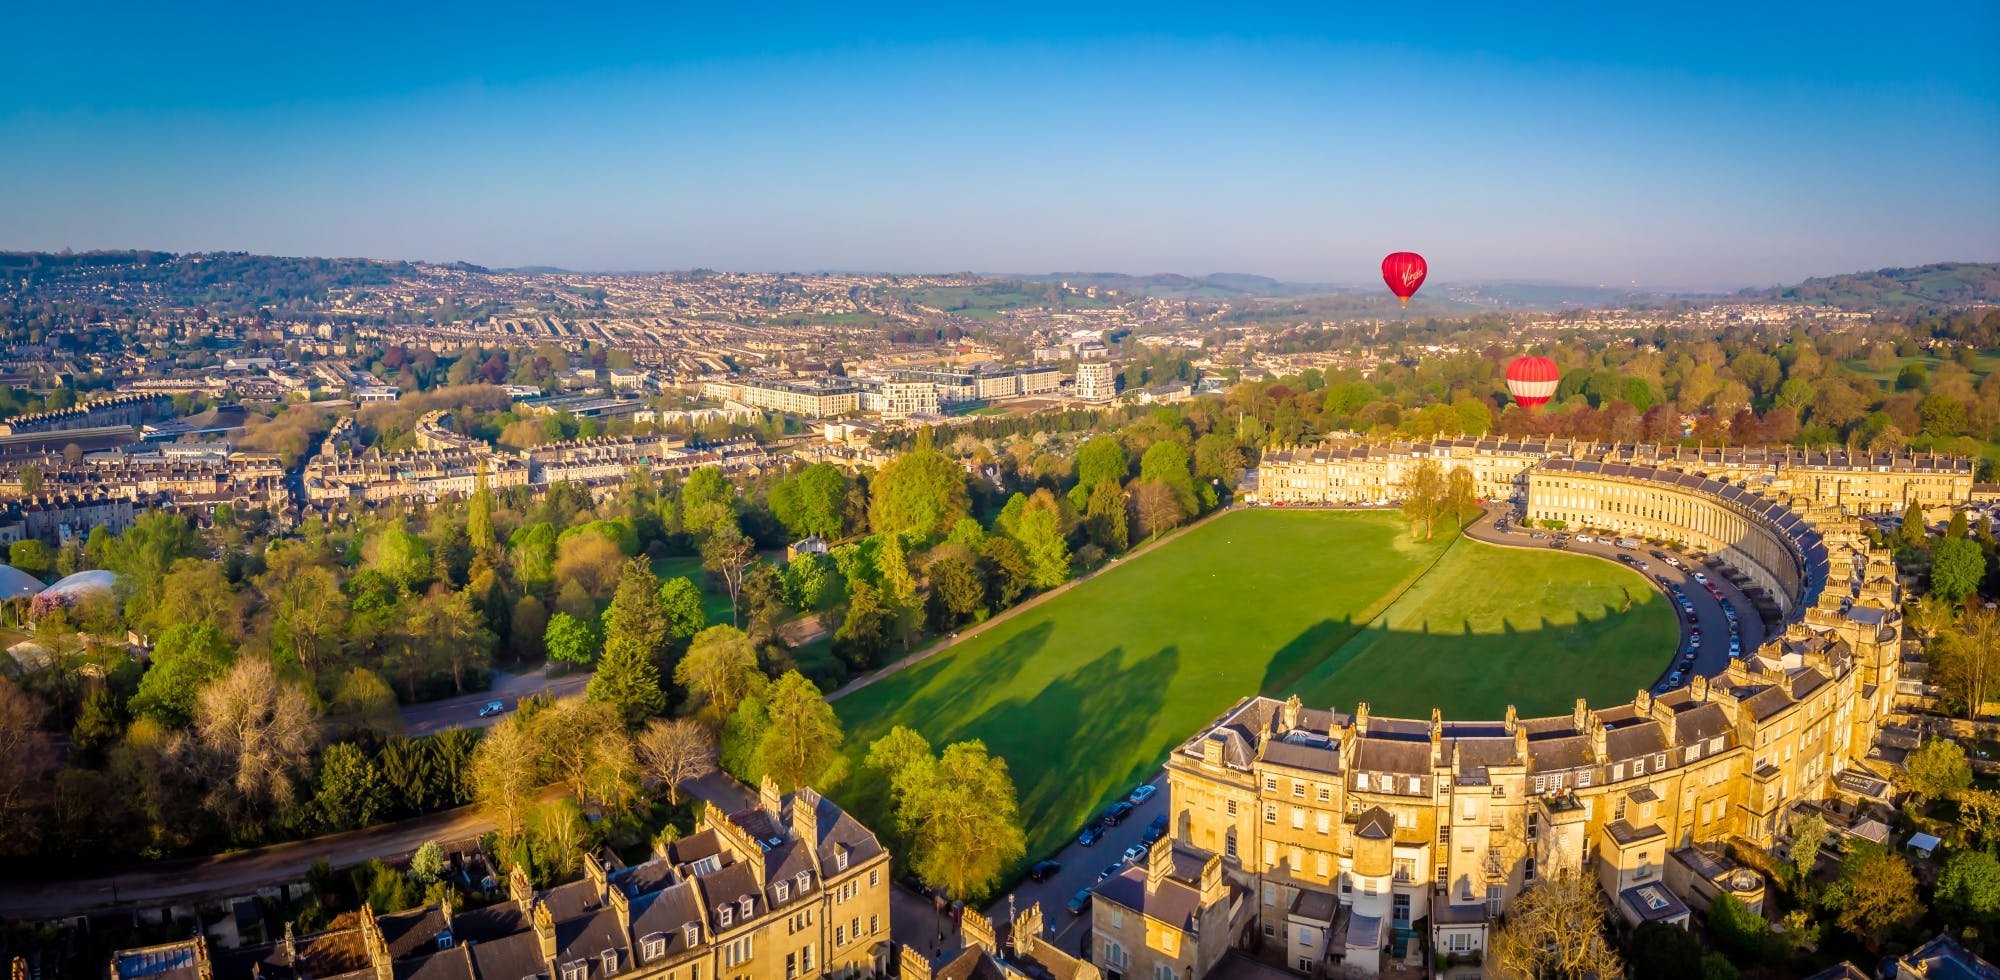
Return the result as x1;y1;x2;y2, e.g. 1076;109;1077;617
327;667;401;740
7;540;52;579
834;580;891;669
471;712;543;842
755;671;844;791
866;728;1025;902
106;511;204;624
927;556;985;628
1947;509;1971;539
1016;490;1070;589
1833;848;1924;952
71;684;124;761
403;586;494;696
1627;921;1703;980
681;466;738;538
409;840;446;884
868;431;970;540
979;536;1031;608
674;625;767;725
770;463;847;539
1397;457;1448;540
1901;501;1928;549
586;559;670;724
367;527;432;594
259;546;346;674
1084;477;1130;552
1937;849;2000;927
466;474;497;552
510;595;549;661
656;576;707;643
1788;809;1827;879
543;612;598;670
131;624;235;727
509;522;559;594
719;695;771;784
1931;536;1984;604
1706;892;1782;964
784;555;832;611
314;742;389;832
1904;737;1973;805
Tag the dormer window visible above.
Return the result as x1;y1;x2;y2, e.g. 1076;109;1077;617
796;870;810;892
720;907;734;928
835;850;848;872
642;934;666;961
437;931;454;951
740;897;754;919
684;923;700;948
602;950;620;977
561;962;587;980
775;881;789;901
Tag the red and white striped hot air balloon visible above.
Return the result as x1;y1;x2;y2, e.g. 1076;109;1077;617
1505;356;1560;410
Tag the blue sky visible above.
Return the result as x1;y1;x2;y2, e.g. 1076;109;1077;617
2;3;1996;288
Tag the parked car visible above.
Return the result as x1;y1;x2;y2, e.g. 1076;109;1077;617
1729;637;1742;656
479;700;509;717
1692;571;1709;584
1078;826;1102;847
1684;610;1699;624
1123;843;1149;863
1575;534;1596;543
1665;556;1683;568
1667;671;1684;686
1549;540;1567;549
1067;889;1092;915
1650;550;1668;560
1634;560;1649;570
1030;860;1062;881
1129;784;1158;805
1098;863;1122;882
1142;815;1169;845
1102;801;1135;826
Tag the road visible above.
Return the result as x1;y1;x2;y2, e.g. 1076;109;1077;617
1466;503;1766;689
400;666;591;736
975;774;1169;961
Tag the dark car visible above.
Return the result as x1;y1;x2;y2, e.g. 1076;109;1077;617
1030;860;1062;882
1097;863;1121;882
1102;802;1135;826
1078;826;1102;847
1650;550;1667;560
1549;540;1567;549
1067;889;1092;915
1142;814;1169;845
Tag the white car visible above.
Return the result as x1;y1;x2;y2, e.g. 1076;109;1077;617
1575;534;1595;543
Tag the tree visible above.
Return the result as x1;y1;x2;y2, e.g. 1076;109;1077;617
1901;500;1929;549
866;729;1025;902
784;555;831;611
1627;921;1702;980
543;612;599;670
1788;809;1827;879
770;463;847;540
681;466;739;538
8;540;52;579
1444;465;1479;527
1138;440;1198;518
1903;738;1973;806
538;700;637;812
1931;536;1984;604
979;536;1031;609
868;433;970;539
106;511;204;625
510;595;550;662
927;556;985;629
471;712;543;842
327;667;402;740
1938;849;2000;927
834;580;892;669
635;717;717;806
1948;509;1971;539
367;527;432;594
466;473;497;553
674;625;767;725
658;576;709;646
1396;458;1448;540
314;742;389;832
1833;848;1923;952
0;677;53;856
1016;490;1070;589
132;623;236;727
410;840;446;884
1488;865;1623;980
1935;605;2000;719
1084;477;1130;552
1075;435;1129;497
554;531;626;598
755;671;844;791
701;529;755;627
403;586;495;696
258;548;345;673
509;522;559;594
1133;479;1183;539
195;657;319;823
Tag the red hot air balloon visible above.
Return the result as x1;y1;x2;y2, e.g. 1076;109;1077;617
1381;251;1427;307
1505;356;1561;410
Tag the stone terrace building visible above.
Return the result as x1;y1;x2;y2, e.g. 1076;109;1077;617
1161;470;1908;975
1255;438;1972;516
108;777;891;980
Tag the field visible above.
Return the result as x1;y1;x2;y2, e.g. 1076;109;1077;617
830;509;1673;858
1842;351;2000;385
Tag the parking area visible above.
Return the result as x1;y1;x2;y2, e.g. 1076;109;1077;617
977;774;1169;959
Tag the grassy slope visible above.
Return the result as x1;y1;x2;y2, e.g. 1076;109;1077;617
1842;352;2000;384
649;555;738;627
1285;537;1675;719
832;509;1448;858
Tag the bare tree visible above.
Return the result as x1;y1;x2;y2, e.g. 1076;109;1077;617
0;677;53;856
1488;863;1624;980
194;658;319;818
471;711;543;842
701;528;755;626
635;717;718;806
538;700;637;811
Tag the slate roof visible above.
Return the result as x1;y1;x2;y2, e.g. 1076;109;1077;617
466;931;547;980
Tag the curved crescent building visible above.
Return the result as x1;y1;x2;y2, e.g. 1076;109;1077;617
1097;451;1927;979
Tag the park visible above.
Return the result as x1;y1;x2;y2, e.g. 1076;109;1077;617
833;507;1675;858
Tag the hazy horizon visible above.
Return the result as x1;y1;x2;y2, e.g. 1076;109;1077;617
4;3;1996;288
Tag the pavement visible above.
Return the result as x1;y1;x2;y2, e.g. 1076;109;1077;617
1465;503;1766;688
399;665;592;736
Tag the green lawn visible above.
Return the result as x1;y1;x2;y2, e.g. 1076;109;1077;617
1286;537;1674;718
1843;351;2000;385
830;509;1675;860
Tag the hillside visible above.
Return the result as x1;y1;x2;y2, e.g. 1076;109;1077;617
1736;262;2000;313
